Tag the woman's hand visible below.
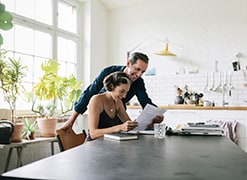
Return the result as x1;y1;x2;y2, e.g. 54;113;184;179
121;121;138;132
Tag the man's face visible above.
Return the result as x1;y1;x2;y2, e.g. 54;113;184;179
125;59;148;81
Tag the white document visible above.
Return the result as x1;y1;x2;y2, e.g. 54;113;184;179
132;104;166;131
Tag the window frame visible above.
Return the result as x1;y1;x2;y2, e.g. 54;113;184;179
0;0;82;112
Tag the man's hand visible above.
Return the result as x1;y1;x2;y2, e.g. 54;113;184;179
60;111;79;134
121;121;138;132
146;115;164;129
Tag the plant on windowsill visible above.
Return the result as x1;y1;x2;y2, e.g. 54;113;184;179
22;117;37;140
0;4;26;142
25;59;83;137
0;3;17;122
0;49;28;142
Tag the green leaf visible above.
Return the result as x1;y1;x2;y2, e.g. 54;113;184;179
0;33;3;46
0;3;6;13
0;11;13;31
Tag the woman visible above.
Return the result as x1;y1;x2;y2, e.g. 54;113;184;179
87;71;138;140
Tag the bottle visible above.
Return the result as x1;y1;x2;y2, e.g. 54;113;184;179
232;52;241;71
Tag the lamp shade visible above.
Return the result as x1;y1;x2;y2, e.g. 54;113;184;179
155;43;176;56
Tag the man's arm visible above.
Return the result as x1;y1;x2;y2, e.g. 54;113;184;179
134;78;163;128
74;66;121;114
61;111;80;131
134;78;156;108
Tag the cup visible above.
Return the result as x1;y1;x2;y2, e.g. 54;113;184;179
154;123;166;139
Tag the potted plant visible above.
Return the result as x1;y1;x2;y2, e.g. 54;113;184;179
22;117;37;140
26;59;83;137
0;49;28;142
0;3;25;142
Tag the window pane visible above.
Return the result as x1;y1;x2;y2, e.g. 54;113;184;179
58;1;77;33
57;36;77;63
1;27;14;50
34;31;52;58
14;26;52;58
60;62;77;77
3;0;52;25
35;0;52;25
16;0;35;20
15;25;34;54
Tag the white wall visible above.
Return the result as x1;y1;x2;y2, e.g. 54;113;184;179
90;0;109;79
80;0;109;88
88;0;247;107
108;0;247;72
83;0;247;105
142;70;247;107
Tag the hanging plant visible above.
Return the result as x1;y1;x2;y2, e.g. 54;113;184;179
0;2;13;46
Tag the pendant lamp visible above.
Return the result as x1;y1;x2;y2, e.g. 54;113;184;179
155;42;176;56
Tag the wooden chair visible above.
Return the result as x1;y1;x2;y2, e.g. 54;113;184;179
56;128;87;151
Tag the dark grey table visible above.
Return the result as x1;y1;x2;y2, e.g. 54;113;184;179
1;135;247;180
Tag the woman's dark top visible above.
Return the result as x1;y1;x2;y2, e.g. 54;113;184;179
86;110;123;141
98;110;123;128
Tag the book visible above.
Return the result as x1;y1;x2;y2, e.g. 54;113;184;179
104;133;138;141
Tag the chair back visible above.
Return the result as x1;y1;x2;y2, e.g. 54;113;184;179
56;128;87;151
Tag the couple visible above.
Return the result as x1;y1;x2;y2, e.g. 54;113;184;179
62;52;164;140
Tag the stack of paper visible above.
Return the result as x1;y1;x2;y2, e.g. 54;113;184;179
181;122;224;136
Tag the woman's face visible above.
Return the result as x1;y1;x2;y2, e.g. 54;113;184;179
112;83;130;100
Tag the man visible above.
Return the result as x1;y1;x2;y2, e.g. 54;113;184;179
62;52;163;131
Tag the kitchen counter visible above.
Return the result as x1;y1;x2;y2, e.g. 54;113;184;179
127;105;247;111
127;104;247;153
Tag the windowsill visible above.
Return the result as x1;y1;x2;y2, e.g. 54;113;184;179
14;110;71;123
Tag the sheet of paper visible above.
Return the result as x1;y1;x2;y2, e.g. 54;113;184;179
132;104;166;131
127;130;155;135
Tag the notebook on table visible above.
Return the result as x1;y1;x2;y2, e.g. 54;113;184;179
104;133;138;141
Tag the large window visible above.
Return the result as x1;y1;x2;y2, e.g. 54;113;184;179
1;0;80;110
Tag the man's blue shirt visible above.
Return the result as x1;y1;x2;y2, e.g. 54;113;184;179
74;65;156;114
